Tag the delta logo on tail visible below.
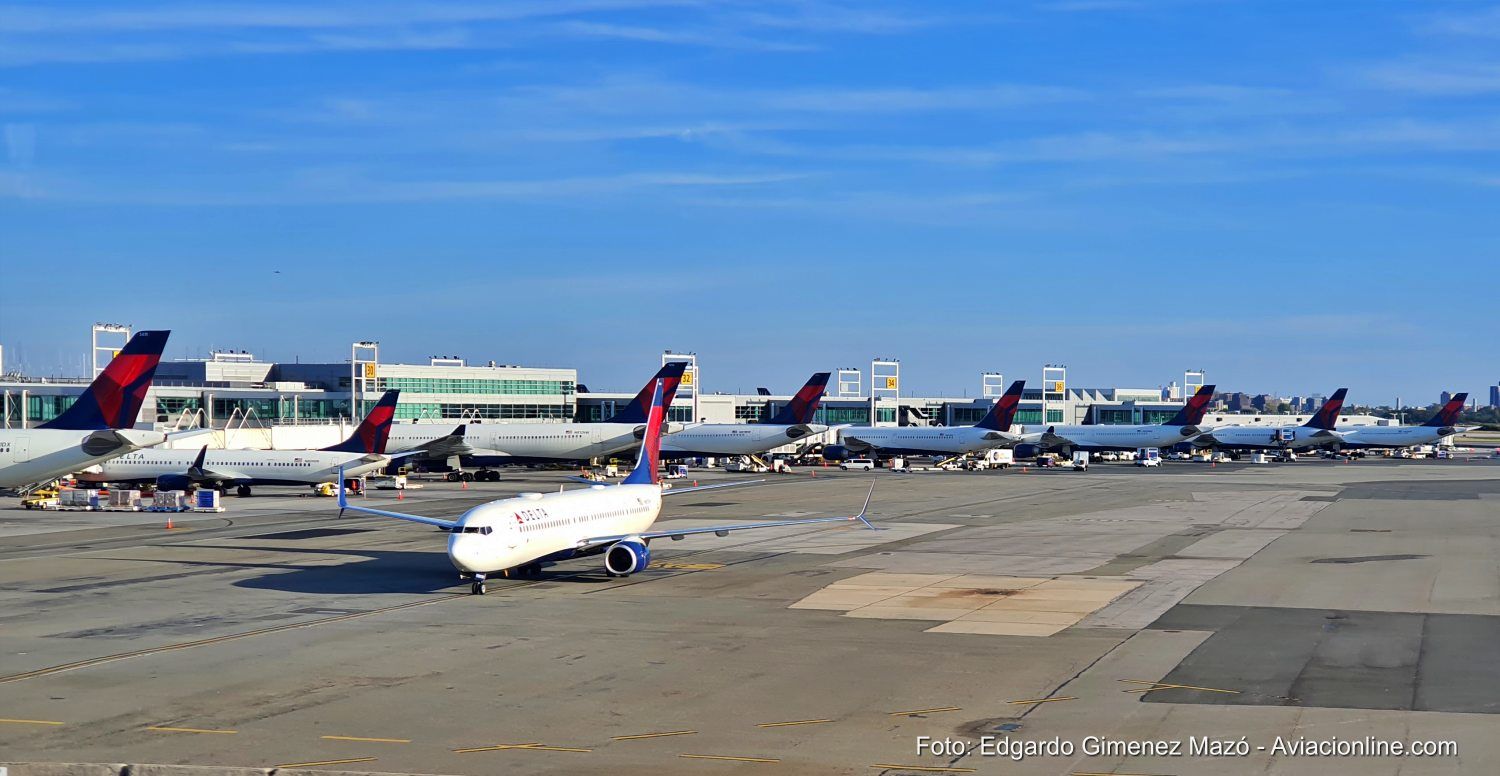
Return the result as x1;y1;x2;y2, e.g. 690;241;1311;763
610;362;688;425
1165;384;1217;427
763;372;831;425
975;380;1026;431
40;330;170;431
622;379;668;486
323;390;401;454
1425;393;1468;428
1303;388;1348;430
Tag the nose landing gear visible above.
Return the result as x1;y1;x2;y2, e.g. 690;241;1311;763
470;573;487;595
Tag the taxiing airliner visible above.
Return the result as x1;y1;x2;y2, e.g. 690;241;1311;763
661;372;831;458
1338;393;1468;450
823;380;1026;460
86;391;424;496
338;379;875;594
0;330;171;490
384;362;688;473
1192;389;1349;452
1028;384;1217;452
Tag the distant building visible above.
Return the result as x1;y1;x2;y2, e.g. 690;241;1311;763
1490;384;1499;408
1440;391;1454;405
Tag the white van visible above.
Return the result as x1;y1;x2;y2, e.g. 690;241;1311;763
1136;448;1161;467
1071;451;1090;471
840;459;876;471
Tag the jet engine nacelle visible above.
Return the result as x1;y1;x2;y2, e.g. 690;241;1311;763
156;474;194;491
603;539;651;577
821;445;853;461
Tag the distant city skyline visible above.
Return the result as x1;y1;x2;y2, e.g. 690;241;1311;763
2;2;1496;401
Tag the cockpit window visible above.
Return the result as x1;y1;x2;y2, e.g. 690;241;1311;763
457;526;493;535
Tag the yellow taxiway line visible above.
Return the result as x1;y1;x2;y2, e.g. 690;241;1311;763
888;706;962;716
757;718;834;728
680;753;781;763
612;730;698;740
274;757;378;769
869;764;976;773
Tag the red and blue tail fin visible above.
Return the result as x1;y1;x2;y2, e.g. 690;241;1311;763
974;380;1025;431
1302;388;1347;430
608;362;687;424
623;379;666;485
322;390;400;453
40;330;170;431
763;372;831;425
1164;384;1216;426
1424;393;1467;427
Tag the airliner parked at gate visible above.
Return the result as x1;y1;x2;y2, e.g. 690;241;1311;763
0;330;172;489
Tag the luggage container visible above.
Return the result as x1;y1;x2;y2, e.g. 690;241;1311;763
191;488;224;512
105;489;143;511
58;489;102;510
151;490;188;511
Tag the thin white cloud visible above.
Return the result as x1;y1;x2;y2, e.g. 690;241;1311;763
0;1;689;34
0;167;813;205
1363;61;1500;96
1422;5;1500;39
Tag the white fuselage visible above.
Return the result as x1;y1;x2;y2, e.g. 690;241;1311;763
1032;424;1204;451
83;448;388;485
1337;425;1452;450
386;422;646;462
839;425;1013;456
661;423;828;457
0;428;168;489
446;484;664;573
1193;425;1337;451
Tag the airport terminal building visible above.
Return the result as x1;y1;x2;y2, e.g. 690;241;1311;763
2;350;1393;455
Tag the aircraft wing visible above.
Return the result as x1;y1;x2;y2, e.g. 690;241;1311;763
573;484;875;551
414;424;472;458
563;478;765;494
183;445;238;483
662;479;764;496
335;467;460;530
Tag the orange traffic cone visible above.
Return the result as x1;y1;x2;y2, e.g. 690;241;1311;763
397;488;404;501
1022;466;1029;473
1211;461;1216;468
461;479;468;490
165;515;174;530
693;480;699;487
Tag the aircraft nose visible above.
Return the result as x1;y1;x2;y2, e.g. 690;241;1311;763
447;535;489;573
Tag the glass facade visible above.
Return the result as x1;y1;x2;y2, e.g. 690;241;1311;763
6;395;79;424
376;377;575;395
392;402;570;420
734;405;767;421
813;406;895;425
212;398;280;420
1015;409;1043;425
950;407;987;425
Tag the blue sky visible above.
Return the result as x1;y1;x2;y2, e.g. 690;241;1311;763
1;1;1496;404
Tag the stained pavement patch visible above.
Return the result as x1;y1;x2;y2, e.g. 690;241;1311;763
1145;604;1500;714
1310;554;1427;564
245;528;374;540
